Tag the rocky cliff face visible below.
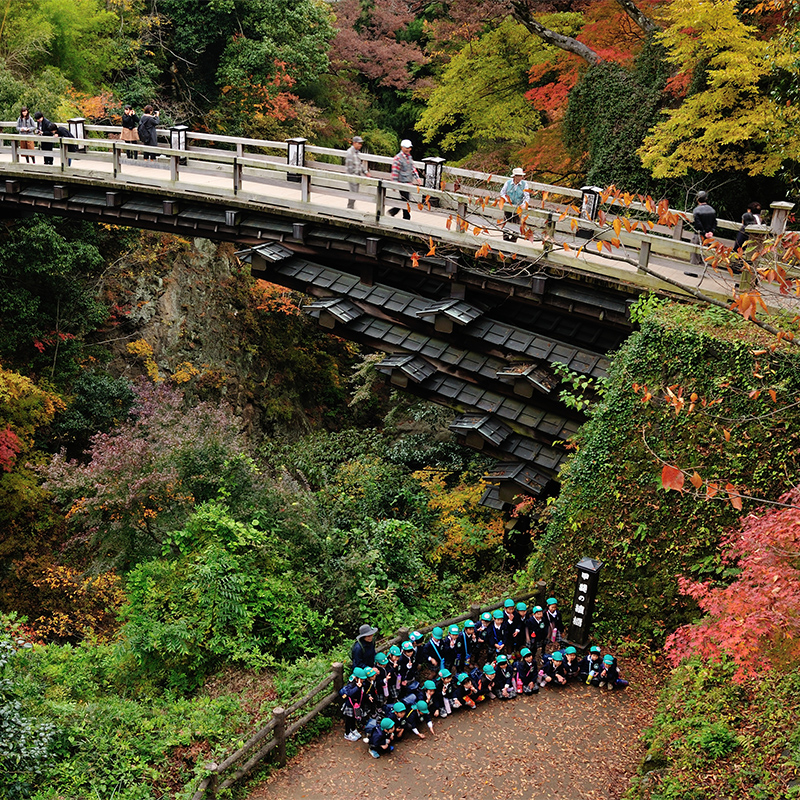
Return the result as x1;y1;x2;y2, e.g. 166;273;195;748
99;231;358;437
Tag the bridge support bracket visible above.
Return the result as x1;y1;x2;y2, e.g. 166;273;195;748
163;200;179;216
53;185;70;200
5;180;21;194
106;192;123;207
225;209;241;227
292;222;306;243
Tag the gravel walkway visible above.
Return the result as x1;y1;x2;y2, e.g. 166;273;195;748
248;663;661;800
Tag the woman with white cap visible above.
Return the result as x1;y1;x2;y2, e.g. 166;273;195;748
388;139;421;220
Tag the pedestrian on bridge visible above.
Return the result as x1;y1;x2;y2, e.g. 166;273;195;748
33;112;57;166
690;190;717;265
345;135;369;209
16;107;36;164
121;105;140;160
500;168;531;242
137;106;159;161
388;139;421;220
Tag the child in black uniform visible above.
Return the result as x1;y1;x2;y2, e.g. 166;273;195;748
494;654;517;699
340;667;368;741
455;620;479;672
598;654;629;690
580;646;603;685
527;605;548;665
452;672;478;709
407;700;435;738
369;717;395;758
516;647;540;694
541;651;568;687
545;597;565;654
563;646;581;681
488;609;507;659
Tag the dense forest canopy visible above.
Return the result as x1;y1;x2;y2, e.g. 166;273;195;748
2;0;800;797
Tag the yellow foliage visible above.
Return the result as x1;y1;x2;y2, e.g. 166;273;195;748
172;361;201;384
126;338;161;382
30;565;124;641
413;469;505;569
639;0;800;177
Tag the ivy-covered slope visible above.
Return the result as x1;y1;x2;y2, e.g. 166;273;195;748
524;300;800;641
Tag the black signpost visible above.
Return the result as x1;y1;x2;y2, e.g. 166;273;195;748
567;556;603;648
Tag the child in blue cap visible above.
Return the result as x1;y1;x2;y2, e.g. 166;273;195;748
580;646;603;685
516;647;540;694
406;699;435;738
598;654;629;690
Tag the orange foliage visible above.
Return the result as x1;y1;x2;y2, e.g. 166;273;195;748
253;280;303;316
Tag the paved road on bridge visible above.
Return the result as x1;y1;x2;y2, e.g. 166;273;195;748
248;665;661;800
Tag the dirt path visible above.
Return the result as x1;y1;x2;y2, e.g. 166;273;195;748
248;664;661;800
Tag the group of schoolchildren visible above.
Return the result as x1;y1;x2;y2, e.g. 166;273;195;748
342;597;629;759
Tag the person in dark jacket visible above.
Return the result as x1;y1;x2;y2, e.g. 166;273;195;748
398;640;420;700
34;112;57;165
580;646;603;685
442;625;460;671
423;627;446;674
494;655;517;699
598;654;629;690
563;646;582;681
137;105;159;161
351;623;378;670
55;125;78;166
454;620;479;672
475;611;493;664
451;672;478;709
406;699;434;738
526;605;548;664
368;717;395;758
541;651;568;687
488;609;507;658
469;664;494;701
516;647;540;694
121;104;140;160
545;597;565;654
691;191;717;265
373;651;390;704
734;201;762;249
340;667;367;741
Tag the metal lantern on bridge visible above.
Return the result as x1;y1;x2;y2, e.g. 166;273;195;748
567;556;603;648
286;137;307;183
579;186;603;222
169;125;189;165
423;156;446;191
67;118;86;152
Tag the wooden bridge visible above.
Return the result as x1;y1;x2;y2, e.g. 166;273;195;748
1;123;791;506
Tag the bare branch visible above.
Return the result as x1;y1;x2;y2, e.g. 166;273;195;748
612;0;661;34
510;1;603;64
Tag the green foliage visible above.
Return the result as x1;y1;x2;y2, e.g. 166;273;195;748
0;217;107;383
629;658;800;799
52;372;135;453
564;42;670;192
121;501;334;689
551;360;606;413
525;301;800;642
417;16;557;152
629;293;668;325
6;637;251;800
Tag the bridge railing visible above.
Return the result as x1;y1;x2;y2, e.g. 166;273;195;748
0;121;739;232
3;128;760;282
186;583;547;800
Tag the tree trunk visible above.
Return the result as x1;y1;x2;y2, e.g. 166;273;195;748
511;2;603;64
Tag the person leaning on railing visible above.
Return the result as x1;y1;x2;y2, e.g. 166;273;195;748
16;107;36;164
33;112;57;166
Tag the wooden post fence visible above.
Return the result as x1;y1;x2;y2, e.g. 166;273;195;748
188;587;549;799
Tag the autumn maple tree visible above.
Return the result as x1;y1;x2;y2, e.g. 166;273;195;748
665;484;800;681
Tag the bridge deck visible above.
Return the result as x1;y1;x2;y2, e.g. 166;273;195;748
3;141;791;314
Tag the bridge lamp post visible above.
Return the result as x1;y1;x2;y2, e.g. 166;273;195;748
566;556;603;649
286;137;307;183
170;125;189;165
68;118;86;152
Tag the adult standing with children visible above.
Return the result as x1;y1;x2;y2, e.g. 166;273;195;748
16;107;36;163
351;623;378;670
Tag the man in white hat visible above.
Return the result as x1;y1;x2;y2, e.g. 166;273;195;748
500;167;531;242
388;139;421;220
345;135;369;209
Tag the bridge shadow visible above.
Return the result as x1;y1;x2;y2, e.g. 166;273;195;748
247;669;660;800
